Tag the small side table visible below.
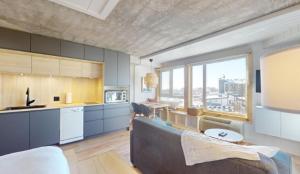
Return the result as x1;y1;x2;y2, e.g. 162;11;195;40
204;128;244;143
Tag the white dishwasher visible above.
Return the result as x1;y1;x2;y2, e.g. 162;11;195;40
60;107;84;144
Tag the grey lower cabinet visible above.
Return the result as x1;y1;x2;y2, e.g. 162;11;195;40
103;104;131;132
84;45;104;62
61;40;84;59
84;105;104;138
29;109;60;148
0;27;30;52
117;52;130;86
31;34;61;56
0;112;30;156
104;116;130;132
104;49;118;86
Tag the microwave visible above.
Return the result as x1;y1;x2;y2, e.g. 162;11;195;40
105;90;128;104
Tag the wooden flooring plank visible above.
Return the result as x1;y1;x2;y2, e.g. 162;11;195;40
61;130;140;174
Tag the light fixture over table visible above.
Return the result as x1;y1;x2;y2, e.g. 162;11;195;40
261;47;300;112
144;59;158;88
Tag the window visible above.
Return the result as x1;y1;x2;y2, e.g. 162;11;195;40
172;67;184;96
161;71;170;95
206;58;246;115
192;65;203;107
160;67;185;108
190;57;248;116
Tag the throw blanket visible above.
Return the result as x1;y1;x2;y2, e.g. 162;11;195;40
0;146;70;174
181;130;279;166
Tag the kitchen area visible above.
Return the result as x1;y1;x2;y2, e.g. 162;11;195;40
0;27;131;156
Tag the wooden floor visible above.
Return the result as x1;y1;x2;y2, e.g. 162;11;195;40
60;130;140;174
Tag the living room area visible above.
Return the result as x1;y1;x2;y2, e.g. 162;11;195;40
128;3;300;174
1;1;300;174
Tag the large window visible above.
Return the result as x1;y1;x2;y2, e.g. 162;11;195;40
206;58;247;115
160;67;185;108
191;57;247;116
161;71;170;95
192;65;203;107
172;67;184;96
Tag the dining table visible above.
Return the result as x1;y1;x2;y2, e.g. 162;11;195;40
141;102;170;118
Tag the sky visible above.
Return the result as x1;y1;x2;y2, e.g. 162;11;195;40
193;58;246;88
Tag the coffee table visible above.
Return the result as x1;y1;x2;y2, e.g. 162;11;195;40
204;128;244;143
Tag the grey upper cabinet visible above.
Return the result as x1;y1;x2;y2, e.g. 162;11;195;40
61;40;84;59
117;52;130;86
31;34;61;56
84;45;104;62
0;112;30;156
29;109;60;148
104;49;118;86
0;27;30;52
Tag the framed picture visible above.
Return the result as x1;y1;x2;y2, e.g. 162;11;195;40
141;77;152;93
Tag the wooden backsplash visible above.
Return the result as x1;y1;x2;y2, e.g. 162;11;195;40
0;73;103;108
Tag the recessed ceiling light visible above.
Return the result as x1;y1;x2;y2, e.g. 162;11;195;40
49;0;120;20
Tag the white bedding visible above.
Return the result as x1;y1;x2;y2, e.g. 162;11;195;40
0;146;70;174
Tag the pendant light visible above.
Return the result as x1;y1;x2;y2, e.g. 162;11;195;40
144;59;158;88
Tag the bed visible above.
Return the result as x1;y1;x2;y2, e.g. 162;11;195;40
0;146;69;174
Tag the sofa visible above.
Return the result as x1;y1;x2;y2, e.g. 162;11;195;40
130;117;291;174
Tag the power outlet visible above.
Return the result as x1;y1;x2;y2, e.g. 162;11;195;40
53;96;60;101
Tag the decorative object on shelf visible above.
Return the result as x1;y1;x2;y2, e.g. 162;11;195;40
144;59;158;88
261;47;300;112
141;77;152;92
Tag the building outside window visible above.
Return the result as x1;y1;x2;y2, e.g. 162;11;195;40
206;58;247;115
191;57;247;116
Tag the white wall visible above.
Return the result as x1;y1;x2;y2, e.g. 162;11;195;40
130;56;156;103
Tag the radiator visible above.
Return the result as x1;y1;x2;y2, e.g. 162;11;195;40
199;115;244;134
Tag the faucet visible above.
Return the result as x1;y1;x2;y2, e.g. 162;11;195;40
26;87;35;106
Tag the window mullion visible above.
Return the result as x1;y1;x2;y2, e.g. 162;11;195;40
203;64;207;109
169;69;173;97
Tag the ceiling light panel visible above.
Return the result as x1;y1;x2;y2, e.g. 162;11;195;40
49;0;120;20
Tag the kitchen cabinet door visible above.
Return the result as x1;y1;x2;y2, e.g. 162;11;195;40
32;55;60;76
82;62;102;78
281;112;300;142
84;120;103;137
254;107;281;137
0;51;31;74
103;116;130;132
60;59;82;77
84;110;104;122
117;52;130;86
0;112;30;156
104;107;131;119
0;27;30;52
30;109;60;148
31;34;61;56
104;49;118;86
84;45;104;62
61;40;84;59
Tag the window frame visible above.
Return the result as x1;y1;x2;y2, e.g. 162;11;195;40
160;66;185;99
190;55;250;118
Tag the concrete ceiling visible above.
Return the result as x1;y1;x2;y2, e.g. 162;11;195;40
0;0;300;58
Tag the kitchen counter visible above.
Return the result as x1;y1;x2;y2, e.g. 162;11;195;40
0;103;104;114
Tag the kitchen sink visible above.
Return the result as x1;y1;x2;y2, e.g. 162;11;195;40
4;105;47;110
